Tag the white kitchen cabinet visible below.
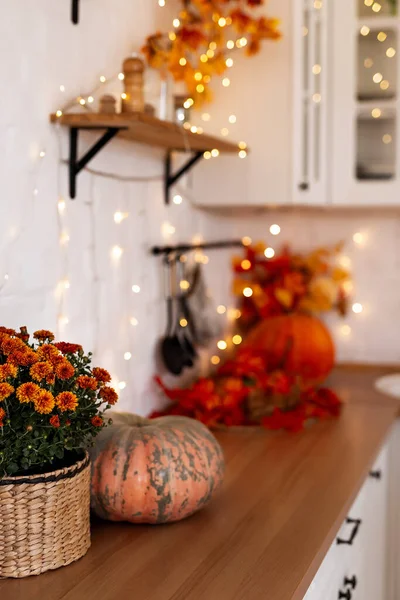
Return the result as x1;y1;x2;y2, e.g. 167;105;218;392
331;0;400;205
303;440;390;600
190;0;330;207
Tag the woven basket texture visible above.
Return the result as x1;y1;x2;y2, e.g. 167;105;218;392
0;452;91;579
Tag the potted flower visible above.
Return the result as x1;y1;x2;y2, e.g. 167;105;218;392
0;326;118;579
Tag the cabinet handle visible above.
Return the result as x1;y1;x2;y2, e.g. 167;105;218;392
369;469;382;480
344;575;357;590
338;574;358;599
336;518;362;545
298;182;309;191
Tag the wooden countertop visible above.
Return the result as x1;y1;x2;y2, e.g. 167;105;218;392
1;366;399;600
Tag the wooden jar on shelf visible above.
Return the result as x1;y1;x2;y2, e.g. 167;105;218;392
122;56;145;113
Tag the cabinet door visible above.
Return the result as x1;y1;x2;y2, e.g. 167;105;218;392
331;0;400;205
293;0;329;205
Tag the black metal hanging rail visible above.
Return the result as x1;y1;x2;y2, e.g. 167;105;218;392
72;0;79;23
151;240;244;256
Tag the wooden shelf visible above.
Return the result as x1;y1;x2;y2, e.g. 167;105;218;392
49;112;241;154
50;112;243;201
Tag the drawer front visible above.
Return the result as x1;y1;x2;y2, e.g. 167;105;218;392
303;541;346;600
303;443;389;600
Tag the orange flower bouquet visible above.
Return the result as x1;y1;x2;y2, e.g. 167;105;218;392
231;242;352;385
0;326;118;578
233;242;351;327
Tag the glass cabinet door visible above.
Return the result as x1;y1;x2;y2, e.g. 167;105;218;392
356;1;398;181
332;0;400;204
293;0;329;204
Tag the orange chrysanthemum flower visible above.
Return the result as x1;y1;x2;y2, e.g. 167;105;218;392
76;375;98;390
91;416;103;427
54;342;83;355
99;386;118;405
92;368;112;384
55;360;75;380
33;330;55;342
1;336;23;355
8;348;38;367
0;362;18;381
30;361;54;382
0;383;14;401
46;373;56;385
34;390;55;415
0;327;17;336
5;362;18;378
0;365;8;382
49;415;60;428
0;406;6;426
37;344;60;363
16;382;41;404
56;391;78;412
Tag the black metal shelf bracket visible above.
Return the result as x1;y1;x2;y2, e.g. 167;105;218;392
69;127;120;199
164;150;204;205
72;0;79;23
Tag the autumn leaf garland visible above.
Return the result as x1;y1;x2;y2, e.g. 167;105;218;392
142;0;281;106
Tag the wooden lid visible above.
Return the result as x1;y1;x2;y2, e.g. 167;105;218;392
123;56;144;74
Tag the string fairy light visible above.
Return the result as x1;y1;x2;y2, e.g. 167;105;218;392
243;287;253;297
111;245;123;260
340;324;352;337
114;211;129;224
270;224;281;235
352;302;363;314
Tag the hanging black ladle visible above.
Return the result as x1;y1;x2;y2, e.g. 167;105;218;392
161;255;192;375
175;255;197;363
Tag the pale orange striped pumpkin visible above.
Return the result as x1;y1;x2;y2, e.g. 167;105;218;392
90;413;225;524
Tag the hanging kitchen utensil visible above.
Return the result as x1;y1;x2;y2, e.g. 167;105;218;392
176;255;197;362
160;256;186;376
186;262;224;346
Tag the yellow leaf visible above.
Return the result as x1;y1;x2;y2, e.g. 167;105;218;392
332;267;350;282
274;288;293;308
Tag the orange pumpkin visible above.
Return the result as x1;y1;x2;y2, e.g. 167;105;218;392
90;413;225;524
243;314;335;385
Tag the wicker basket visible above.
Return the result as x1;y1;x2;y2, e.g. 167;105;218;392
0;452;91;579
